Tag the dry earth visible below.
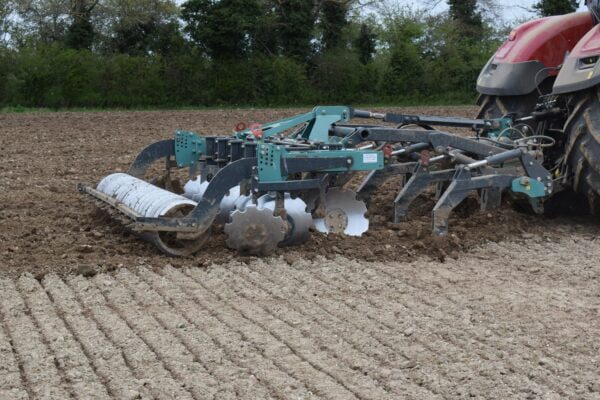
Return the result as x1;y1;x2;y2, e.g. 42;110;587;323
0;107;599;399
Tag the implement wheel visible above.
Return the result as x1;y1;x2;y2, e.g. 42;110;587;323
562;89;600;215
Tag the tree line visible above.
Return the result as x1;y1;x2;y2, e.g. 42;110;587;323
0;0;580;108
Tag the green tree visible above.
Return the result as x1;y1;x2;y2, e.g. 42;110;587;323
65;0;97;50
380;12;425;98
320;0;349;51
98;0;180;55
273;0;315;60
355;22;376;64
112;19;183;55
181;0;261;59
0;46;18;105
0;0;15;45
13;0;71;45
423;12;501;101
447;0;483;37
533;0;578;16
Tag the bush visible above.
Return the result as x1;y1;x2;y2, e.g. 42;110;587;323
311;50;369;104
252;56;310;105
15;45;102;108
0;48;19;107
101;54;167;107
0;11;503;109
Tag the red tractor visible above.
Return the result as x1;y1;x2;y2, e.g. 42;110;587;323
477;1;600;213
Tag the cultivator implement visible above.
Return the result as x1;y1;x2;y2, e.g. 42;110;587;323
79;106;559;256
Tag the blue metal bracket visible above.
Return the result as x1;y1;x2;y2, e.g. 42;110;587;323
174;131;206;168
511;177;547;198
487;117;514;140
235;106;351;142
257;143;383;182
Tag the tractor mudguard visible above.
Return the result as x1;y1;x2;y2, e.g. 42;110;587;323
477;12;593;96
553;24;600;94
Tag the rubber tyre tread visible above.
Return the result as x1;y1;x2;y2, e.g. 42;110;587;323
563;89;600;215
477;93;539;120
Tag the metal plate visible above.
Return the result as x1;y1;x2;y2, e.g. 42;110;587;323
313;188;369;236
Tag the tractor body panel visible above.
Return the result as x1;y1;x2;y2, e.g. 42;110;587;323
553;24;600;94
478;12;593;96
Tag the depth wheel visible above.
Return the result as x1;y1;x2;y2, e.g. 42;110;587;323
563;89;600;214
146;230;210;257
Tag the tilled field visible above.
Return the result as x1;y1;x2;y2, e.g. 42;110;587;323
0;234;599;399
0;108;599;398
0;106;553;277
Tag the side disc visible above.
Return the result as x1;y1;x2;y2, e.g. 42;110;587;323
313;188;369;236
257;194;312;246
224;205;286;256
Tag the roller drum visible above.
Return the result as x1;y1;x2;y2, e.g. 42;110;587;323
97;173;197;218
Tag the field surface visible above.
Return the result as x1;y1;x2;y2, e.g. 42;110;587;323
0;107;599;399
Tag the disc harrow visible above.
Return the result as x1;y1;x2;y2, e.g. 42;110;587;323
78;105;561;256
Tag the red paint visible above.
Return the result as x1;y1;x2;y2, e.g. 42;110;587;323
382;144;393;159
568;24;600;58
493;12;593;75
235;122;247;132
250;123;263;139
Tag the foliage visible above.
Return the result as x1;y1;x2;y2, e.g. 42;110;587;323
533;0;579;16
355;23;376;64
320;0;350;51
273;0;316;61
0;0;519;108
181;0;262;59
447;0;483;38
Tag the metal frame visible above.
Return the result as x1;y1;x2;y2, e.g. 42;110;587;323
78;105;561;256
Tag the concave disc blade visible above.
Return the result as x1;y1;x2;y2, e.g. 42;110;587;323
314;187;369;236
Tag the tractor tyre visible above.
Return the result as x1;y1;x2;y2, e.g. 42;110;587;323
476;93;539;121
562;89;600;215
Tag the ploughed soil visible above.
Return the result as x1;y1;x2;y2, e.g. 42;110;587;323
0;106;595;278
0;107;599;399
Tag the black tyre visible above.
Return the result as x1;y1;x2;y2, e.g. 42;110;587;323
562;90;600;214
476;93;540;121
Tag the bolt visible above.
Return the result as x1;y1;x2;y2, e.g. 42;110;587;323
520;177;530;185
347;159;352;164
537;177;542;182
529;162;534;166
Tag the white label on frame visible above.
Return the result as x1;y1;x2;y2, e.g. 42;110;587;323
363;153;378;164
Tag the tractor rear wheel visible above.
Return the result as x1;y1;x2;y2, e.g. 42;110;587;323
562;89;600;215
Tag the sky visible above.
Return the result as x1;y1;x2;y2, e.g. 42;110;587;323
406;0;588;21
